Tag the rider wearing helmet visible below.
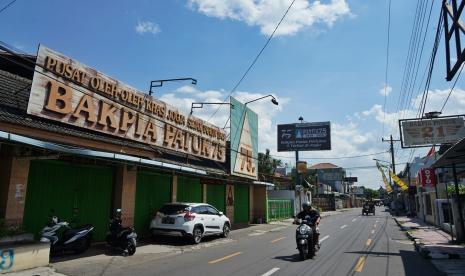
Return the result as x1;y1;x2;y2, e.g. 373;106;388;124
296;202;321;248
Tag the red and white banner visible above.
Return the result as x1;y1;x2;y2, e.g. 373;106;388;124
418;168;437;187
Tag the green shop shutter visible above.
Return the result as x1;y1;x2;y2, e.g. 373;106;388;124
206;184;225;213
234;184;249;223
177;176;202;203
23;160;113;241
134;171;171;235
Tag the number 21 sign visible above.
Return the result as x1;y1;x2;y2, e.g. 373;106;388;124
399;116;465;148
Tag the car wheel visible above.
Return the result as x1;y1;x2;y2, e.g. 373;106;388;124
192;226;203;244
222;223;230;238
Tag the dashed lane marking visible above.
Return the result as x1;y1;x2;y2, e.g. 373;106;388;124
261;267;280;276
320;235;330;242
374;224;377;228
208;252;242;264
366;239;372;246
340;224;348;229
352;218;357;222
270;237;286;243
354;256;366;272
371;230;375;234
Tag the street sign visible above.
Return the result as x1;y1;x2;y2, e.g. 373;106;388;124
399;116;465;148
277;122;331;152
344;177;358;182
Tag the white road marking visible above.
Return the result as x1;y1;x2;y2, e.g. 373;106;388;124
320;235;330;242
352;218;357;222
261;267;280;276
340;224;348;229
249;232;265;236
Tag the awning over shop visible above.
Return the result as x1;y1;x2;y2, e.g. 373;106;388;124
432;137;465;168
0;130;211;176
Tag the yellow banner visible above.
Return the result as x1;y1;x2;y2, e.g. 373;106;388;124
389;171;409;191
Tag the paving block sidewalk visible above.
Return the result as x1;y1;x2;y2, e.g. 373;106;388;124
394;216;465;260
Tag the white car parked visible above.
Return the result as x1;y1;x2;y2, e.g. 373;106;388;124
150;203;231;244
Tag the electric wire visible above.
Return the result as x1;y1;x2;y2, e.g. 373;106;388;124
0;0;17;14
440;62;465;112
206;0;297;125
382;0;392;137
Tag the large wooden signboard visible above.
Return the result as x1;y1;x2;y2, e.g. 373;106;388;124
27;45;226;162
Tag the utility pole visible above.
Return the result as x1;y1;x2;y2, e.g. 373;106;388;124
382;135;401;212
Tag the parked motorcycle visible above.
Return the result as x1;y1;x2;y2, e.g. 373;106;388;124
106;209;137;256
40;216;93;255
295;216;318;260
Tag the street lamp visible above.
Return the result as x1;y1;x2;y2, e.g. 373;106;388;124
244;94;279;106
190;102;234;115
149;78;197;96
424;111;442;119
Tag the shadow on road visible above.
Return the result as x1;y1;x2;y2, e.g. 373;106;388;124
345;250;445;276
274;253;305;263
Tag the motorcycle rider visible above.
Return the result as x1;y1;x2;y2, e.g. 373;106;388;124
109;209;123;238
295;202;321;248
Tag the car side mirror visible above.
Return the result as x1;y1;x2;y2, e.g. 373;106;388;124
218;211;224;216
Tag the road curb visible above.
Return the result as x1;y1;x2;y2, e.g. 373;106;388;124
394;218;465;260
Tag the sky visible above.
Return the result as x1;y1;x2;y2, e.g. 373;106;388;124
2;0;465;189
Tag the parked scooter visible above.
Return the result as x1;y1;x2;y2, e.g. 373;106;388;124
40;216;93;255
106;209;137;256
295;215;318;260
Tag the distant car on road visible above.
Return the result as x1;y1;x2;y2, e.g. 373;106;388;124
150;203;231;244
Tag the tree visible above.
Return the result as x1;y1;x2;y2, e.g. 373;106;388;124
258;149;283;175
364;188;379;200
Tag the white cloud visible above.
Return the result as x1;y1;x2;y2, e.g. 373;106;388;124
135;21;161;35
159;87;289;152
188;0;351;36
379;84;392;96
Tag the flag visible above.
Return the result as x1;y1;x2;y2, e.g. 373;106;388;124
389;170;409;191
376;161;393;193
426;146;436;157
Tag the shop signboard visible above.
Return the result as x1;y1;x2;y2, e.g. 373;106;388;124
399;116;465;148
343;177;358;183
418;168;437;187
230;97;258;180
277;122;331;152
27;45;226;162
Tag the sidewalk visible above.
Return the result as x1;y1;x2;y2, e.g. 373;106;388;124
393;216;465;260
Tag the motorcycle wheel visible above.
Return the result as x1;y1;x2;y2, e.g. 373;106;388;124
126;240;136;256
299;248;306;261
299;243;308;261
308;240;315;259
75;237;90;254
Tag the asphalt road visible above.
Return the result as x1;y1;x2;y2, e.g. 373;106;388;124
55;208;445;276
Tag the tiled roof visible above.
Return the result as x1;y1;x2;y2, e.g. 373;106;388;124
309;163;339;169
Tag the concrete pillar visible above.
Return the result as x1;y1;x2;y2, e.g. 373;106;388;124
253;186;267;223
1;157;30;226
171;175;178;202
114;165;137;227
203;184;207;203
249;185;254;223
226;184;234;223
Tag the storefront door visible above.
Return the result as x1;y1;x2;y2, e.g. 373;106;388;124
234;184;250;223
207;184;225;213
23;160;113;241
134;171;171;235
177;176;202;203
